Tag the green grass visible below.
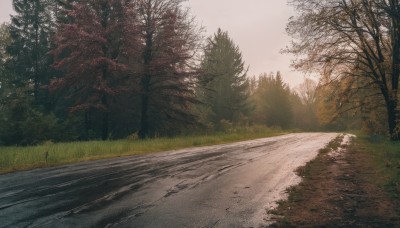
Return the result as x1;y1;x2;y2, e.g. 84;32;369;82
0;126;288;174
357;135;400;202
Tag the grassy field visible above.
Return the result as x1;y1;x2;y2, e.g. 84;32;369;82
0;126;288;174
358;135;400;203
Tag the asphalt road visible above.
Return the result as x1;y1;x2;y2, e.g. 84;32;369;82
0;133;337;227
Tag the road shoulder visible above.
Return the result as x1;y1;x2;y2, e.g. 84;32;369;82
269;134;399;227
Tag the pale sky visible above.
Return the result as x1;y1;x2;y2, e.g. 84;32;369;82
0;0;304;87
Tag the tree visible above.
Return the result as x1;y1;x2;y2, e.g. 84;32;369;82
291;78;318;130
316;72;387;133
0;23;10;64
296;78;317;109
198;28;251;127
286;0;400;140
0;23;12;105
51;0;139;140
0;21;65;146
7;0;56;105
252;72;292;129
136;0;203;138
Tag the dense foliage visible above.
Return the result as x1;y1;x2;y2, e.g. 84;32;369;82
0;0;322;146
198;29;251;129
136;0;202;138
251;72;292;129
286;0;400;140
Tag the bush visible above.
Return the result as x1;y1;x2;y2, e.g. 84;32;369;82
19;110;59;145
0;98;60;146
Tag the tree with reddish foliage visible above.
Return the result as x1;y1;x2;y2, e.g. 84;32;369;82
136;0;203;139
50;0;139;140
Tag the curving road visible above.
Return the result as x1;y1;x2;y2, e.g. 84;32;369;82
0;133;337;227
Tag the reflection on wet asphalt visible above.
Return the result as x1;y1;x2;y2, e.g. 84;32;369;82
0;133;337;227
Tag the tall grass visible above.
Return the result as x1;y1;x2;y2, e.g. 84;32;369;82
357;135;400;201
0;126;287;174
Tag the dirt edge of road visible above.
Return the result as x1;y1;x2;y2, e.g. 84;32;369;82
268;134;400;227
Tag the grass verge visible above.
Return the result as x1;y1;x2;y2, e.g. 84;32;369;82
358;135;400;211
0;126;288;174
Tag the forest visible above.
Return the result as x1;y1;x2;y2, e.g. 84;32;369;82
0;0;391;146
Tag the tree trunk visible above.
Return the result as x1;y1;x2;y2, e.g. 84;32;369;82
84;109;91;140
138;67;151;139
139;26;153;139
102;95;109;141
138;90;149;139
33;0;40;103
100;2;110;141
389;2;400;141
387;99;399;141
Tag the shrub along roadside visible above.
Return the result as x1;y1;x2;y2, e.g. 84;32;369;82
0;126;288;174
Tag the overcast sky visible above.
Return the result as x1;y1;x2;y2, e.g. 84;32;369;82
0;0;304;87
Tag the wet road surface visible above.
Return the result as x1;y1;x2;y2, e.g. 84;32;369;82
0;133;337;227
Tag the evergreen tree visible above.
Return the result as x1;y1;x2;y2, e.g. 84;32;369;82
199;28;251;127
252;72;292;129
7;0;56;106
136;0;203;139
0;21;61;146
50;0;139;140
0;23;11;105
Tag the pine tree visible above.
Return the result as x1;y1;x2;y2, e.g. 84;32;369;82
198;28;251;127
50;0;139;140
252;72;292;129
7;0;56;105
136;0;203;139
0;23;11;104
